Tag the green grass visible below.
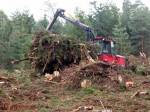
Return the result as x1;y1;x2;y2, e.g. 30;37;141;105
80;87;96;95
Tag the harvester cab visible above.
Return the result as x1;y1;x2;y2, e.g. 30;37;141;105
47;8;126;67
95;36;126;67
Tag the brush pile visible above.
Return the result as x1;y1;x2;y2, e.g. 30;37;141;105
28;31;98;74
64;62;123;89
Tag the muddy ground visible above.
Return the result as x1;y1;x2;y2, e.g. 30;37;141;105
0;67;150;112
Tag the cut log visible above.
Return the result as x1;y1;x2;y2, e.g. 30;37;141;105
81;79;92;88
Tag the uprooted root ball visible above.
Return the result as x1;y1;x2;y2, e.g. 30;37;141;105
28;31;98;74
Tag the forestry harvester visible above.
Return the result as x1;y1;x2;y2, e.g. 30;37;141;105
47;9;126;67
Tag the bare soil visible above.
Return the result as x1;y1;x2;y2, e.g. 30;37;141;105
0;66;150;112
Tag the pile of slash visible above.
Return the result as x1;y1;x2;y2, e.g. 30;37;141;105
29;31;97;74
28;31;132;89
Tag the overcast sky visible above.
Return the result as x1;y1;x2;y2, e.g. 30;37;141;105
0;0;150;20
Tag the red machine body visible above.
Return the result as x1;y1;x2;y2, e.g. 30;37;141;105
98;54;126;67
95;36;126;67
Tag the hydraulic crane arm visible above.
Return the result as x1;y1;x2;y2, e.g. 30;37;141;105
46;9;95;41
46;9;65;31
